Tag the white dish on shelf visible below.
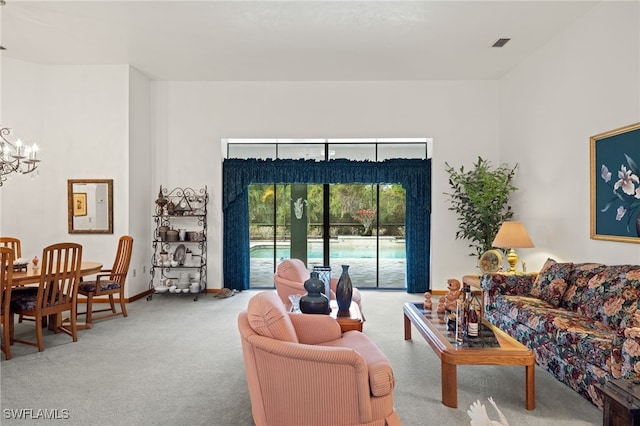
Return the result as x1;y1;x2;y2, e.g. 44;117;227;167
155;286;169;293
182;288;190;293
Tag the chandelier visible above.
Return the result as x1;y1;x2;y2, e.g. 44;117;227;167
0;127;41;186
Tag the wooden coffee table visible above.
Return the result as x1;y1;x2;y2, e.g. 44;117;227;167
403;301;535;410
330;300;363;332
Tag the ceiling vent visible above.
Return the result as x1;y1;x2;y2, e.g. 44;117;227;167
492;38;511;48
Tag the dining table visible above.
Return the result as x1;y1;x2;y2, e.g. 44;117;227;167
11;261;103;330
11;261;103;286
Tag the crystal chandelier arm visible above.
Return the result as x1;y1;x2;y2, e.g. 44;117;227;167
0;127;41;186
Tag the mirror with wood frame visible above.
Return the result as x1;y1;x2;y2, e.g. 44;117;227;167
67;179;113;234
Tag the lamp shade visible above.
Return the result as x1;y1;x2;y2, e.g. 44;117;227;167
492;221;534;249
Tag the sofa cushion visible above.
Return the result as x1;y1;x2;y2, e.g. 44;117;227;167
579;265;640;330
530;258;573;307
561;263;608;311
247;291;299;343
487;294;617;371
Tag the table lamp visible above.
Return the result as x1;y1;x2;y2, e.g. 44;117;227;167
492;221;534;273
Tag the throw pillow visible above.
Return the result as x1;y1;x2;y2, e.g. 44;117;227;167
530;258;573;307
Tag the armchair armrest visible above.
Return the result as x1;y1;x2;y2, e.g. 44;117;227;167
273;274;306;306
246;334;376;424
83;269;127;296
288;312;342;344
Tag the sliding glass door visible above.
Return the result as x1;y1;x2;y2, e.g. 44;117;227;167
249;183;406;289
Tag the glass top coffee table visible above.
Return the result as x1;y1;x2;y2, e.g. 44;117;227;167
403;301;535;410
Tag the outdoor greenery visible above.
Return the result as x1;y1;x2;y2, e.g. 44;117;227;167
444;157;518;258
248;183;406;239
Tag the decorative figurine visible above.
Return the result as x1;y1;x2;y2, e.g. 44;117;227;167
437;295;446;313
444;278;463;311
154;186;168;214
423;292;432;310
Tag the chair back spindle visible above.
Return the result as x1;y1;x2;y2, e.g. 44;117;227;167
10;242;82;352
0;247;14;360
39;243;82;312
110;236;133;285
0;237;22;258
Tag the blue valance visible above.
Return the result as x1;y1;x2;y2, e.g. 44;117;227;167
222;158;431;293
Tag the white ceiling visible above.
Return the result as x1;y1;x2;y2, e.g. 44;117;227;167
0;1;599;81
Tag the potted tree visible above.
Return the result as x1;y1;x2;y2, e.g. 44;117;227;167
444;157;518;259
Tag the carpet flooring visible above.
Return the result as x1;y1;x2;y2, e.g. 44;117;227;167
1;289;601;425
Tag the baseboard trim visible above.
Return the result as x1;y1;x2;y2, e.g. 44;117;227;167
79;288;221;304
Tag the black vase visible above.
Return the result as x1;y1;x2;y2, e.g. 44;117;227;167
336;265;353;312
299;271;330;314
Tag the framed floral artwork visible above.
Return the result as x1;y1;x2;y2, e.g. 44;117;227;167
591;122;640;243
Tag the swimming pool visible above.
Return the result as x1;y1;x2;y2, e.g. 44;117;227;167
250;239;406;259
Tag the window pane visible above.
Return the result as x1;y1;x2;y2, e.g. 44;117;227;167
277;144;325;160
249;184;276;287
329;184;377;287
378;143;428;160
378;184;406;288
228;144;277;159
329;144;376;161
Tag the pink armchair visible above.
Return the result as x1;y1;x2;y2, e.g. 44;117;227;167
274;258;363;314
238;291;400;426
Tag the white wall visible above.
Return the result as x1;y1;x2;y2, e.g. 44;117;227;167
501;1;640;270
128;66;153;297
0;61;134;286
152;80;500;290
0;58;44;236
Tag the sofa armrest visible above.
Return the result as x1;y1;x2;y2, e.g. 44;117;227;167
481;273;537;313
621;327;640;379
481;273;537;297
288;312;343;344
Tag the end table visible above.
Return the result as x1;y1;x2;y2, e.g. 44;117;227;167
330;300;363;333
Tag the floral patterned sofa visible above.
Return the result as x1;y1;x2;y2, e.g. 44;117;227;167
482;259;640;408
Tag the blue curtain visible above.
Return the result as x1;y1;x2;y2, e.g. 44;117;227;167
222;158;431;293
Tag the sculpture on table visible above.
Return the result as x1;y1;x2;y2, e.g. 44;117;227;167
423;292;432;310
439;278;463;312
299;271;330;314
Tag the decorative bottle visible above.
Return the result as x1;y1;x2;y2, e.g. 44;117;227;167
468;307;479;338
336;265;353;313
312;265;332;303
299;271;330;314
462;285;471;336
467;294;481;338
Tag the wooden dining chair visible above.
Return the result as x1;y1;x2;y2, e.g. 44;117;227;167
0;237;21;258
10;242;82;352
78;236;133;325
1;237;32;324
0;247;14;360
